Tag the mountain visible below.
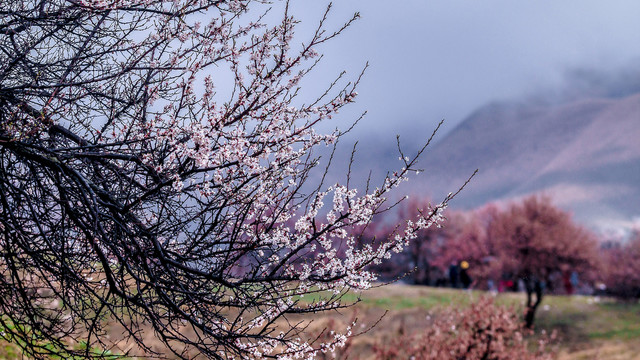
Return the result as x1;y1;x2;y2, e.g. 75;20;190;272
414;92;640;233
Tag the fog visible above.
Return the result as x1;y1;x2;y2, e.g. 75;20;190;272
286;1;640;144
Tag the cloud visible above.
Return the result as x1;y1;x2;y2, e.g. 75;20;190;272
561;64;640;100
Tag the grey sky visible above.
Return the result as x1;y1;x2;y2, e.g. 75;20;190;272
287;1;640;144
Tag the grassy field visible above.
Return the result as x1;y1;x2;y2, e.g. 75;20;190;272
328;285;640;360
2;285;640;359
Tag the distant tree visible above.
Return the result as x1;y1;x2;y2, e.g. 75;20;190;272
394;197;448;285
366;197;449;285
488;195;599;328
602;229;640;299
0;1;455;358
433;205;501;288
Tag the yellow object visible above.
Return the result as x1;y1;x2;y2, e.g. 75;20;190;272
460;260;469;269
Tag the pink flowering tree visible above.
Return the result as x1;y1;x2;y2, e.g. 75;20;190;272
0;1;456;358
602;228;640;299
433;206;501;288
488;195;599;328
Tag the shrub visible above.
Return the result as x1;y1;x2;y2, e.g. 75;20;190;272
373;297;554;360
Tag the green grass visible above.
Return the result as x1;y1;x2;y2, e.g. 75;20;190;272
0;319;133;360
313;286;484;310
0;342;23;360
345;285;640;356
0;339;134;360
529;295;640;345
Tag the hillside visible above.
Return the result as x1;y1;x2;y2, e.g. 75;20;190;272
414;92;640;232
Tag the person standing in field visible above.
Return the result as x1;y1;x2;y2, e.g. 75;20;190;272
449;261;460;288
460;260;472;289
563;270;574;295
570;271;579;294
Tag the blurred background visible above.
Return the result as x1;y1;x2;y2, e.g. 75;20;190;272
288;0;640;237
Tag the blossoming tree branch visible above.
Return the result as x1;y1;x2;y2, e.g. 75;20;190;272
0;1;461;358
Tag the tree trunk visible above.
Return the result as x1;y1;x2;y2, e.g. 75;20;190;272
524;278;543;329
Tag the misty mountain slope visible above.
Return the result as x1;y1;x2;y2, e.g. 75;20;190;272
533;92;640;175
415;92;640;229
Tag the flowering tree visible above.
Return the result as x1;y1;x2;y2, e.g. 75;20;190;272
0;1;456;358
488;195;599;328
433;206;501;288
602;229;640;299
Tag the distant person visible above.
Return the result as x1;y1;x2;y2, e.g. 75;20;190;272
449;261;459;288
570;271;579;294
563;271;573;295
487;279;496;293
460;261;472;289
499;272;515;292
498;279;505;293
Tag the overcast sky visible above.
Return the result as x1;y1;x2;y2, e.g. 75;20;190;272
283;1;640;144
